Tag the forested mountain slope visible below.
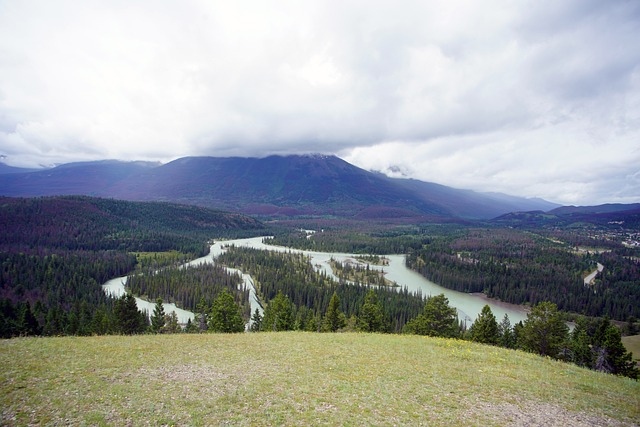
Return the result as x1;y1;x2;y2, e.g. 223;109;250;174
0;155;559;220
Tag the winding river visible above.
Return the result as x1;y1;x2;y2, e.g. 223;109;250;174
102;236;530;327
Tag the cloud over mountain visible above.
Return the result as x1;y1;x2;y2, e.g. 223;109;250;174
0;1;638;205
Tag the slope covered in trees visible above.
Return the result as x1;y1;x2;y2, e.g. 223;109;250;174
405;228;640;320
0;196;265;337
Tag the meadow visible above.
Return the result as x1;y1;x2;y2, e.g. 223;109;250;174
2;332;638;426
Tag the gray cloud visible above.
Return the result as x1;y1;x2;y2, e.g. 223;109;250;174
0;0;638;204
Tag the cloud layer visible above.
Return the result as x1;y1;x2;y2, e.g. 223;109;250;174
1;0;639;204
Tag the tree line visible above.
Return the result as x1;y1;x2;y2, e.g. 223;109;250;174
0;196;266;338
126;263;250;318
405;228;640;320
217;246;425;332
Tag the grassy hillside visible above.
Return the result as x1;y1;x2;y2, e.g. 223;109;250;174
2;333;638;426
623;335;640;362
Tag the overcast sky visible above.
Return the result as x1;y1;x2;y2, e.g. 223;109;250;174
1;1;639;205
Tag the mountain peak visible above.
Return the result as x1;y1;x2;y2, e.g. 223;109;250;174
0;155;560;220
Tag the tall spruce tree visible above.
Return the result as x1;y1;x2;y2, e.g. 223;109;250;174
324;292;345;332
597;323;639;379
150;298;166;333
250;308;263;332
570;317;593;368
359;289;384;332
262;291;293;332
208;290;245;333
498;313;516;349
18;302;41;336
469;305;500;345
114;293;147;335
195;297;209;332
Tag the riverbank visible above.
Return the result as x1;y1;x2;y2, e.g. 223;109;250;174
469;292;531;316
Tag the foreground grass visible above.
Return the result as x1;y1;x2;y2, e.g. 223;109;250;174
1;333;639;426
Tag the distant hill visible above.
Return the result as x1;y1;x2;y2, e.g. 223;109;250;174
0;196;265;252
0;155;560;220
492;204;640;228
0;163;41;175
0;160;159;197
549;203;640;216
391;178;559;219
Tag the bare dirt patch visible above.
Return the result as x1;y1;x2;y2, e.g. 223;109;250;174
464;400;637;427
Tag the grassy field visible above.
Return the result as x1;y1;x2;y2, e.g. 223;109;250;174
1;333;639;426
623;334;640;363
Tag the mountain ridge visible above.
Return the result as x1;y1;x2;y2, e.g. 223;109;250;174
0;154;564;220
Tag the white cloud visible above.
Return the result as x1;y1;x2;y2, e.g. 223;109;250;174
0;0;638;204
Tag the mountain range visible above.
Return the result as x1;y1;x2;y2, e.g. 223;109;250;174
0;154;580;221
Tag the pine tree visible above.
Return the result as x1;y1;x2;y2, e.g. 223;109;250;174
19;302;41;336
262;291;293;332
520;302;569;358
208;290;245;333
250;308;263;332
403;294;459;338
114;293;146;335
599;324;639;379
164;311;181;334
324;292;345;332
513;321;524;348
184;318;199;333
498;313;515;349
570;319;593;368
150;298;166;333
469;305;500;345
305;313;321;332
359;289;384;332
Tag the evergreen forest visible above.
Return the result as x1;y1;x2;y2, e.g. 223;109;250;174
0;196;265;337
268;226;640;321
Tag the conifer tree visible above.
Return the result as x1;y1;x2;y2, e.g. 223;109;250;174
150;298;166;333
305;313;321;332
208;290;245;333
195;297;209;332
114;293;147;335
262;291;293;331
19;302;41;336
185;318;199;333
520;302;568;358
164;311;181;334
513;321;524;348
498;313;515;349
469;305;500;345
403;294;459;338
324;292;345;332
596;323;639;379
359;289;384;332
250;308;263;332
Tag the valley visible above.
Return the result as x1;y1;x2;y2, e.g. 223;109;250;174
1;172;639;425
